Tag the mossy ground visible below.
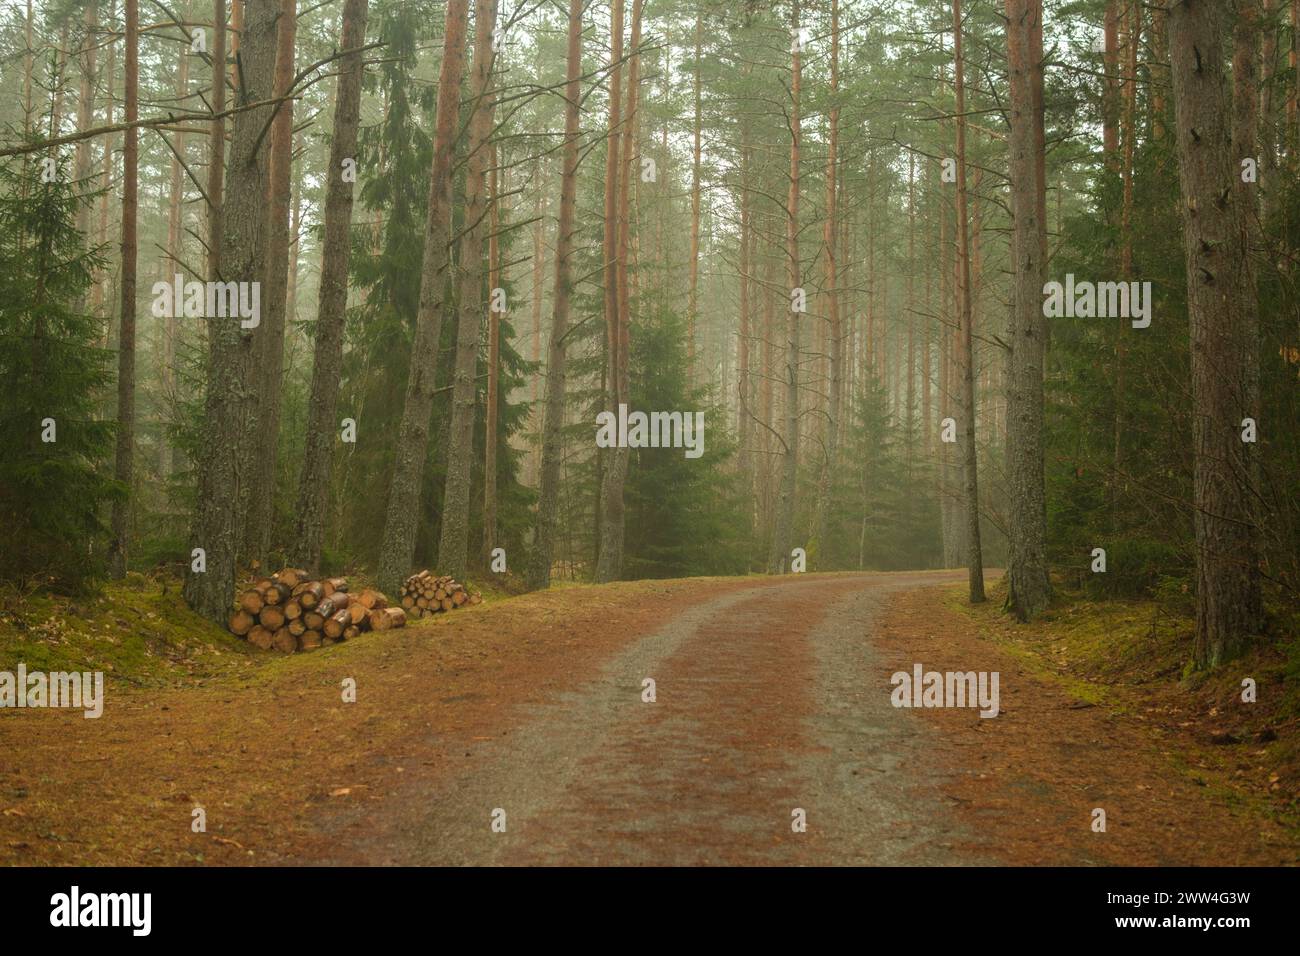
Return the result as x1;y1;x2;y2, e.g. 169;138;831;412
949;575;1300;829
0;569;748;688
0;573;256;687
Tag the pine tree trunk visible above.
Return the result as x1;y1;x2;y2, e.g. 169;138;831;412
617;2;641;400
1150;3;1170;147
1103;1;1121;163
483;140;500;566
814;0;840;567
760;251;775;547
287;132;302;324
231;0;243;60
22;0;33;139
1004;0;1052;620
375;0;471;595
1260;0;1278;171
687;12;702;378
1290;0;1299;146
1101;4;1123;526
599;0;642;577
953;0;985;602
529;164;545;485
767;0;801;575
289;0;368;573
73;3;98;244
108;0;139;579
184;0;277;622
245;0;297;566
1111;4;1140;525
438;0;498;580
922;162;933;460
1235;1;1263;505
1167;0;1263;666
71;3;98;318
93;12;116;326
594;0;627;583
207;0;226;284
161;46;189;479
905;151;915;470
737;113;752;521
528;0;583;590
938;191;956;567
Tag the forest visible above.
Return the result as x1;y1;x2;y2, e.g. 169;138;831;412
1;0;1297;673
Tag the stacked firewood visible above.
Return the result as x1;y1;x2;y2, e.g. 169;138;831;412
400;570;482;619
227;568;405;652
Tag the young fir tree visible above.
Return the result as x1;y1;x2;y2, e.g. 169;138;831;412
0;159;116;587
622;298;749;579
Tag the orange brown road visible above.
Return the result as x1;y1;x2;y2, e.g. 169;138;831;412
4;571;1292;866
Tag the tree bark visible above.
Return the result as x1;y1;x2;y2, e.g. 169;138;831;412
184;0;277;622
74;2;98;244
92;8;116;325
161;45;189;479
437;0;498;580
22;0;33;140
1260;0;1277;170
938;177;958;567
599;0;642;576
1290;0;1299;146
906;151;915;468
594;0;627;582
108;0;139;578
767;0;801;575
376;0;471;595
1103;1;1121;163
1111;2;1139;524
289;0;368;573
245;0;297;566
760;250;775;545
528;0;584;590
814;0;840;567
483;139;500;565
953;0;985;601
529;159;545;485
287;131;301;325
208;0;226;284
687;11;702;377
1167;0;1263;666
1235;1;1263;484
737;108;753;520
1004;0;1052;620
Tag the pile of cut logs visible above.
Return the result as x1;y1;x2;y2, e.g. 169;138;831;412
400;570;482;619
227;568;406;652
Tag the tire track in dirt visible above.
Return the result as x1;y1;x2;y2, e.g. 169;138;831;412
796;574;988;865
503;576;838;865
1;575;769;865
300;571;975;865
293;579;789;863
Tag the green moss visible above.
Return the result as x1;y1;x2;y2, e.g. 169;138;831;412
0;575;254;686
948;588;1118;709
949;580;1300;831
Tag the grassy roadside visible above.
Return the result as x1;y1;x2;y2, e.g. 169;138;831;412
0;572;765;864
0;574;256;687
0;562;544;688
948;577;1300;831
0;569;761;690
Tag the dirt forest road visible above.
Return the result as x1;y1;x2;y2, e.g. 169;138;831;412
301;572;974;866
5;571;1296;866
